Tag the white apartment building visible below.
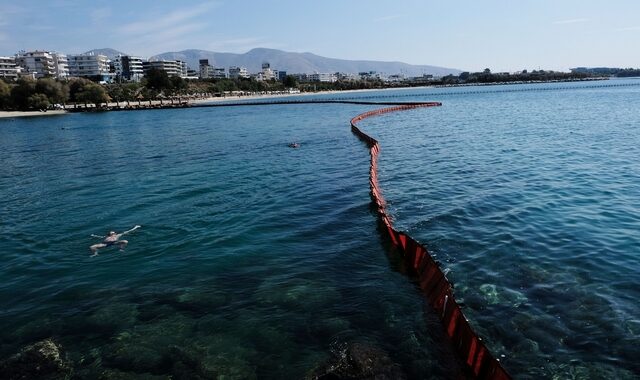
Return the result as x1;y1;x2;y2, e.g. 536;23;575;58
113;54;144;82
68;54;113;82
0;56;19;80
308;72;337;83
15;51;69;79
229;66;250;79
53;54;69;79
261;62;275;80
144;60;188;78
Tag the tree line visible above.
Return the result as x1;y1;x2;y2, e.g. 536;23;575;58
436;68;595;85
1;66;610;112
0;77;110;111
0;68;300;111
0;67;384;111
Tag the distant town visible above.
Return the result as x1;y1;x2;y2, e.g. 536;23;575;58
4;49;636;85
0;49;414;84
1;49;636;113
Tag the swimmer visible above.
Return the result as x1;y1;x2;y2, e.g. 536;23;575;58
288;142;300;148
90;225;141;256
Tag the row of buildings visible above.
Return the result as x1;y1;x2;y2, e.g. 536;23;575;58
1;50;389;84
0;51;189;83
197;60;340;82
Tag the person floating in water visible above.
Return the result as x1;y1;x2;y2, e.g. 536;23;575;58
90;225;141;256
288;142;300;148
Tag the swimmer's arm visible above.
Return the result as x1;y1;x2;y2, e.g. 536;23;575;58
122;225;141;235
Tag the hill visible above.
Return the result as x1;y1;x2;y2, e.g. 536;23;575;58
150;48;460;77
81;48;128;59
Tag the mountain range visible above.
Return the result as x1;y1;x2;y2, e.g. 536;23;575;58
84;48;461;77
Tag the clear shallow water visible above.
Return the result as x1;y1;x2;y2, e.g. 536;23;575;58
1;80;639;379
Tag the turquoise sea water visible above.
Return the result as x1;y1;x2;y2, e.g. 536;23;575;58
1;79;639;379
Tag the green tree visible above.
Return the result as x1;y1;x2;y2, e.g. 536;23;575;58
283;75;298;88
169;76;188;95
122;83;142;102
107;85;124;106
35;78;69;105
27;93;50;110
10;78;37;110
144;68;172;92
0;80;11;109
76;83;110;107
68;78;94;102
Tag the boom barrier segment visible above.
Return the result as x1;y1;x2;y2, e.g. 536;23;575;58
350;102;512;380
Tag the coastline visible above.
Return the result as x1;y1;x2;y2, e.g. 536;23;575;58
191;78;612;105
191;88;384;105
0;110;68;119
1;77;617;117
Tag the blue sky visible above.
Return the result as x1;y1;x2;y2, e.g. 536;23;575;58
1;0;639;72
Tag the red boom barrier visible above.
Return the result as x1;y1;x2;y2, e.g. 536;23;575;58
350;102;512;380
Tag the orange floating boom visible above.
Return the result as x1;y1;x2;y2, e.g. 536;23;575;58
350;102;512;380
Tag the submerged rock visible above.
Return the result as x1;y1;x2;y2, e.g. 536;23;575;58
0;338;72;380
479;284;527;307
255;278;342;311
307;342;407;380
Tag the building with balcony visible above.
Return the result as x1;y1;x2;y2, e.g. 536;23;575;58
229;66;250;79
52;54;69;79
113;54;144;82
15;51;69;79
261;62;275;80
0;56;19;80
199;59;226;79
68;54;113;82
308;72;337;83
144;59;188;78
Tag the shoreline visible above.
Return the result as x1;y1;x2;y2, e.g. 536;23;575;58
0;77;618;118
192;77;612;104
0;110;68;119
191;88;383;105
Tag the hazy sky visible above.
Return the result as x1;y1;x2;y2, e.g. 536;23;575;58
1;0;639;72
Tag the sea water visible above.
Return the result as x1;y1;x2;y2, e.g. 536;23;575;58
0;79;638;379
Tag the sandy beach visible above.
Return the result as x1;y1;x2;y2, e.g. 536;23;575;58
0;87;410;118
0;110;68;118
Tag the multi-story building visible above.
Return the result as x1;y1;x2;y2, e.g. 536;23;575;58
52;53;69;79
199;59;211;78
15;51;69;79
211;67;226;79
113;54;144;82
261;62;275;80
199;59;226;79
292;73;308;82
359;71;382;81
337;72;357;81
308;72;337;83
186;68;199;78
277;70;287;81
0;56;19;80
68;54;113;82
229;66;250;79
144;59;188;78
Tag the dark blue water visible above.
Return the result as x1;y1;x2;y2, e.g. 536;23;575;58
1;79;639;379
